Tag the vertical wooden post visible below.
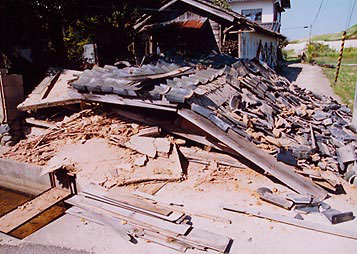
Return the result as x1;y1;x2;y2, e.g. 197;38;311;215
0;73;7;123
334;31;347;85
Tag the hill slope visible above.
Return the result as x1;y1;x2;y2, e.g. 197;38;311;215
290;24;357;43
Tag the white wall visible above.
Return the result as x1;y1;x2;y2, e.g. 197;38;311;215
229;0;274;23
239;32;278;68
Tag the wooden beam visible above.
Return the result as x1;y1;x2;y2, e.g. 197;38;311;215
178;109;328;199
224;205;357;240
25;118;57;129
179;0;234;22
0;188;71;233
179;146;246;168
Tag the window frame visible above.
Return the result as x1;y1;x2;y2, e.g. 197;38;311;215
241;8;263;22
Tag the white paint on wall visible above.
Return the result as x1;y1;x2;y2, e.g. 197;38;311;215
229;0;274;23
239;32;278;67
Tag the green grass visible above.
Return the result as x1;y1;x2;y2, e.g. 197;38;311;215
289;24;357;43
282;48;299;61
322;66;357;108
315;47;357;108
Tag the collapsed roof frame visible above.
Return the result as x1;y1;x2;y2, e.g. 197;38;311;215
135;0;286;39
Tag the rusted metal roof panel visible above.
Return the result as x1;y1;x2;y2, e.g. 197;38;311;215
143;19;207;31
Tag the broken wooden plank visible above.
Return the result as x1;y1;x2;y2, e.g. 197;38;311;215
224;205;357;240
65;195;191;235
258;190;294;210
66;206;133;241
178;109;328;199
0;188;71;233
136;126;161;137
182;227;232;253
179;146;246;169
133;191;231;224
25;118;57;129
81;188;184;222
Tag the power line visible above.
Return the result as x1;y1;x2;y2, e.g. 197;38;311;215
312;0;324;25
345;0;353;30
346;0;357;30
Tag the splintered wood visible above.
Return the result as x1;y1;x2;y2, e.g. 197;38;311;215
2;109;144;166
66;187;233;253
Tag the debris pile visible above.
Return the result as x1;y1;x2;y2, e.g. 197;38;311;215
256;187;354;224
8;54;357;196
3;109;140;166
3;54;357;251
66;186;233;253
67;56;357;191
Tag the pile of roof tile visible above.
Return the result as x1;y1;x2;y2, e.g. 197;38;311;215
70;55;357;191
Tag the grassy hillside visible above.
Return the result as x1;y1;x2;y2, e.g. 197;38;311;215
289;24;357;43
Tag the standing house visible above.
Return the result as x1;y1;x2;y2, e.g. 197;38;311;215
227;0;291;33
134;0;286;68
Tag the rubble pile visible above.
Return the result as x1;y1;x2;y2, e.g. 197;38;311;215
68;56;357;190
3;55;357;252
3;109;143;166
223;60;357;189
0;123;13;146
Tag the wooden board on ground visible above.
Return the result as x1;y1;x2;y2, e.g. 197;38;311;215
223;205;357;240
65;195;191;235
0;188;71;233
80;188;185;221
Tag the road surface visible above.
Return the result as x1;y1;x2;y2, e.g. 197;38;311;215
280;62;341;103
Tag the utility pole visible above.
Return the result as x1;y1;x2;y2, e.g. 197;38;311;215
309;25;312;44
334;30;347;85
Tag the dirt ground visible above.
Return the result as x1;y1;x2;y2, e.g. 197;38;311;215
21;156;357;254
11;135;357;254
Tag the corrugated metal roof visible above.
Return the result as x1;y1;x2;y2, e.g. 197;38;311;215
143;19;207;31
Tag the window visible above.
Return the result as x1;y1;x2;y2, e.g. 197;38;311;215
241;8;262;22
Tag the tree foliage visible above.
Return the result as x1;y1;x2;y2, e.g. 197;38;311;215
212;0;230;9
0;0;144;69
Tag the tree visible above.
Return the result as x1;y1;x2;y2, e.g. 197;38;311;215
212;0;230;9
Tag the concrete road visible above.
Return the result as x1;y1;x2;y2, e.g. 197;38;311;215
280;62;341;102
0;244;90;254
285;39;357;54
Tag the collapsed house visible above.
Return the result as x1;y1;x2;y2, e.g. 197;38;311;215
1;1;357;252
134;0;285;68
3;52;357;250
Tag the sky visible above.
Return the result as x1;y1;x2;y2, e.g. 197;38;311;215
281;0;357;40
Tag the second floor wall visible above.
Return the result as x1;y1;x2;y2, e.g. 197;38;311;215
228;0;281;23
